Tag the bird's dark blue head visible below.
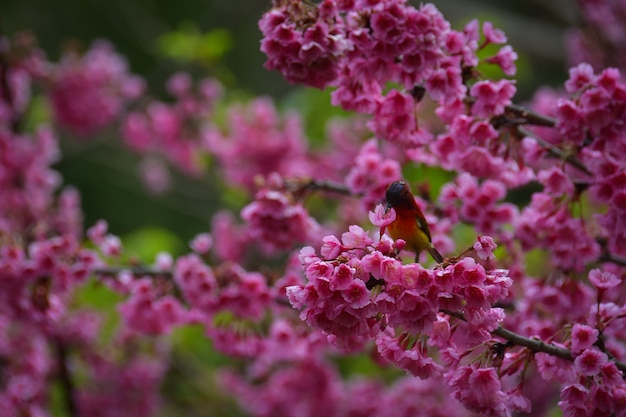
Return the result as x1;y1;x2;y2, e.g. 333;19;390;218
385;180;409;209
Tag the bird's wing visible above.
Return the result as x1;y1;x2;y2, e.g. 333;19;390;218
415;216;432;242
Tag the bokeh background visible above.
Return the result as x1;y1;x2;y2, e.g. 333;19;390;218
2;0;581;242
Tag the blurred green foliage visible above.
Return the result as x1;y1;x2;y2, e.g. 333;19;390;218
122;226;187;262
157;25;232;65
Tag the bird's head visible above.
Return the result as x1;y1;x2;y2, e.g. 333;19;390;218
385;180;410;212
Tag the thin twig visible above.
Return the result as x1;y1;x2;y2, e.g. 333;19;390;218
55;338;77;417
464;98;558;127
286;178;359;198
309;179;357;196
517;126;593;176
94;265;173;278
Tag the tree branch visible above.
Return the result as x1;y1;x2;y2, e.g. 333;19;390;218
491;326;572;360
442;309;626;375
55;338;77;417
600;253;626;268
285;177;360;200
517;126;593;176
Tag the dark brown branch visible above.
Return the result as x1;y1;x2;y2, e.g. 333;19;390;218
504;103;557;127
491;326;573;360
464;97;558;127
55;338;77;417
599;253;626;268
463;98;593;176
441;309;626;375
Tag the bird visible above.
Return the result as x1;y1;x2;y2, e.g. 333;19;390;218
384;180;444;263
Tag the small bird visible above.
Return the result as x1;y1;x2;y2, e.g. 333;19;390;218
384;180;444;263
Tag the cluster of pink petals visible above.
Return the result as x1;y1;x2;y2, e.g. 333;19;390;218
205;97;312;190
288;224;512;351
259;0;346;89
345;139;401;209
554;64;626;257
0;128;65;236
439;173;518;237
76;345;167;417
558;350;626;416
260;0;517;147
117;278;188;335
49;41;144;136
426;112;534;187
121;72;221;176
241;174;321;252
565;0;626;72
286;225;536;413
0;323;50;416
515;192;600;271
223;350;475;417
0;122;111;415
0;203;99;331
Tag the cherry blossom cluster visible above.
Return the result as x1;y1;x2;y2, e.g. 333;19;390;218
241;174;322;252
122;72;222;178
47;41;145;136
286;226;553;415
563;64;626;257
260;0;517;146
566;0;626;72
439;173;518;238
345;139;401;209
223;357;475;417
258;2;626;416
205;97;312;190
0;37;173;416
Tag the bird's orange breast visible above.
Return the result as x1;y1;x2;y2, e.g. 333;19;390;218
387;207;432;254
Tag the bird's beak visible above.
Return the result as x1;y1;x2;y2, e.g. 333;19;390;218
385;202;392;214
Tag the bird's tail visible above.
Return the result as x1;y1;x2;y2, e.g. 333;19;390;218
428;246;444;263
